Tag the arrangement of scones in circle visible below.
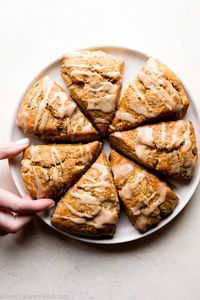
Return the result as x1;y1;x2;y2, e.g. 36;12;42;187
16;50;198;238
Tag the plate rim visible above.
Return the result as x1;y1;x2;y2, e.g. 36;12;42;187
8;45;200;245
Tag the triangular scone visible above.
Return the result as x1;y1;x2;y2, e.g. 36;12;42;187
21;141;102;199
110;57;189;132
16;76;99;142
109;150;179;233
61;50;124;137
51;153;120;238
109;120;198;180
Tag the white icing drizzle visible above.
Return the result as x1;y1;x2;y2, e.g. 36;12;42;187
21;159;31;169
72;117;92;133
87;208;117;229
182;123;192;151
135;144;149;163
89;81;118;94
70;69;94;78
171;121;183;147
29;146;39;157
109;125;116;131
53;214;86;224
33;76;54;130
86;162;110;189
171;121;191;151
141;183;167;216
138;58;181;111
113;132;123;138
129;102;156;118
86;145;92;161
161;123;166;143
72;117;84;133
50;91;77;119
135;127;153;162
51;146;63;166
131;81;145;100
70;191;97;205
120;173;145;199
64;202;100;218
112;163;134;184
94;118;110;124
103;71;121;79
39;111;49;130
51;167;59;181
116;111;135;124
138;127;154;147
87;94;116;113
82;122;92;132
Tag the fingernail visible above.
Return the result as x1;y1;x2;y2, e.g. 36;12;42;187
16;138;30;146
48;201;55;208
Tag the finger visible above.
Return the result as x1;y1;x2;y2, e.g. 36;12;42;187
0;189;55;214
0;138;30;159
0;211;32;234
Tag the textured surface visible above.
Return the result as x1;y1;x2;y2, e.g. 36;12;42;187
61;50;124;137
52;153;119;237
110;150;179;232
1;0;200;299
21;142;102;199
16;76;99;142
110;120;198;180
110;58;189;132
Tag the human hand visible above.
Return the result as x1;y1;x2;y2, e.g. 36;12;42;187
0;138;55;236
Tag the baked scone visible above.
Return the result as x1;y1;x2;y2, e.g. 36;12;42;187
109;150;179;232
51;153;120;238
21;141;102;199
16;76;99;142
110;57;189;132
61;50;124;137
109;120;198;180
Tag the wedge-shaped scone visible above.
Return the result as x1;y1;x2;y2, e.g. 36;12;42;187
109;120;198;180
110;57;189;132
51;153;120;238
61;50;124;137
16;76;99;142
21;141;102;199
110;150;179;233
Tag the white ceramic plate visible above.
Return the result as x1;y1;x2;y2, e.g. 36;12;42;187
9;46;200;244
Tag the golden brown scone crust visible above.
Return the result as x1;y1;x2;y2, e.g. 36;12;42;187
110;57;189;132
109;120;198;180
61;50;124;138
109;150;179;232
51;153;120;238
16;76;99;142
21;141;102;199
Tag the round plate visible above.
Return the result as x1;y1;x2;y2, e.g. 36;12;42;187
9;46;200;244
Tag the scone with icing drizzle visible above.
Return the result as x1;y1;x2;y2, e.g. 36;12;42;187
51;153;120;237
109;120;198;180
110;57;189;132
16;76;99;142
110;150;179;232
61;50;124;137
21;141;102;199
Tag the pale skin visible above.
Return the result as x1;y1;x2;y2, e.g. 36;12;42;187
0;138;55;236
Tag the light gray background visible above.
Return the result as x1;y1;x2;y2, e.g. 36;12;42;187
0;0;200;299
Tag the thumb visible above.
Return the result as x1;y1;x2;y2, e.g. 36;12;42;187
0;138;30;160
